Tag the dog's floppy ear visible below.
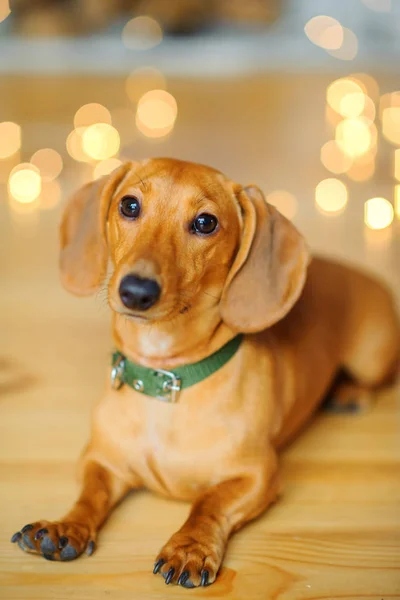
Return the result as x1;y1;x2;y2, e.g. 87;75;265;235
60;162;132;296
221;185;309;333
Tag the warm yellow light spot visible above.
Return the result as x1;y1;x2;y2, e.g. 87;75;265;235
266;190;297;220
351;73;379;102
0;122;21;159
361;0;391;11
346;155;375;181
315;178;348;214
30;148;63;182
93;158;123;180
382;107;400;145
39;180;62;210
360;95;376;124
125;66;167;104
66;128;89;162
74;103;112;128
327;28;358;61
395;185;400;219
122;16;163;50
327;79;364;114
136;90;177;138
0;0;10;23
82;124;120;161
8;164;42;204
339;92;366;118
364;197;394;230
304;16;344;50
336;118;373;157
379;91;400;119
320;140;353;174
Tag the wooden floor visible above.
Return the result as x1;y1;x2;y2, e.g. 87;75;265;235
1;75;400;599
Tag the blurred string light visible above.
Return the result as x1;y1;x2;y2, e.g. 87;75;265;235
327;79;364;114
125;66;167;104
0;0;10;23
74;103;112;128
395;185;400;218
352;73;380;102
39;180;62;210
364;197;394;229
336;118;377;158
93;158;122;180
346;152;376;181
379;91;400;118
82;123;120;160
320;140;353;174
394;149;400;181
8;163;41;204
327;28;358;61
122;16;163;50
66;127;89;162
361;0;391;11
304;16;344;50
315;178;348;214
30;148;63;181
0;122;21;159
266;190;297;220
381;106;400;145
136;90;177;138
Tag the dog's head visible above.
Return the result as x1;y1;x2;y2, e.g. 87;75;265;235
60;158;309;332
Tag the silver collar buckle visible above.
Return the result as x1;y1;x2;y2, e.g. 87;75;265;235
110;356;125;390
154;369;181;403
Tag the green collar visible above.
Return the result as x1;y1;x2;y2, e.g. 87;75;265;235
111;335;243;403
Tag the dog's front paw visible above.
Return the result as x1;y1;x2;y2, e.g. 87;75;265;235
153;531;222;588
11;520;96;561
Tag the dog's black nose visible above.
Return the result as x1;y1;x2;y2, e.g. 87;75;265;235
119;275;161;311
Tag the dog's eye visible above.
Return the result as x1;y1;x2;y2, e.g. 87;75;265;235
119;196;141;220
191;213;218;235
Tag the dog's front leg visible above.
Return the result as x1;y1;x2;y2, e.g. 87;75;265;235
154;450;279;588
11;460;131;561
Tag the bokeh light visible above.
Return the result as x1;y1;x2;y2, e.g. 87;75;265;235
30;148;63;181
82;123;120;160
304;16;344;50
395;149;400;181
122;16;163;50
339;92;366;119
66;128;89;162
125;66;167;104
93;158;123;180
266;190;297;220
336;118;375;157
39;180;62;210
74;103;112;128
0;0;10;24
361;0;391;11
364;197;394;229
382;107;400;145
351;73;380;103
320;140;353;174
379;91;400;118
327;79;364;114
327;28;358;61
395;185;400;219
315;178;348;214
8;164;42;204
136;90;178;138
0;122;21;159
346;153;375;181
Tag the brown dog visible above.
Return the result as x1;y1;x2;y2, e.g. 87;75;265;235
12;158;400;587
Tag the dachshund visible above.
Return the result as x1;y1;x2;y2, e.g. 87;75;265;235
11;158;400;587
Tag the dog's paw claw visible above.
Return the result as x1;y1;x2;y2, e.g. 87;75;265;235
11;520;93;561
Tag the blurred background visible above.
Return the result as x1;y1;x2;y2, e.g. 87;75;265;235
1;0;399;301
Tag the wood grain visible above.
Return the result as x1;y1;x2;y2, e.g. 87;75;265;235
1;75;399;599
